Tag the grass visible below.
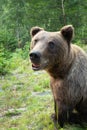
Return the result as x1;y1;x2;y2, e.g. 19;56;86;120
0;43;87;130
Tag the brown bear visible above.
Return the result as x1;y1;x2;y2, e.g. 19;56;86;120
29;25;87;128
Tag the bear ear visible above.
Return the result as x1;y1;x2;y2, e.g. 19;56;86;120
30;26;44;37
61;25;74;44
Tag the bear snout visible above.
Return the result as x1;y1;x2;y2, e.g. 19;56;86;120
29;51;41;64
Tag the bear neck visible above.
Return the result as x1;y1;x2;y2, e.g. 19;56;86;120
47;49;75;79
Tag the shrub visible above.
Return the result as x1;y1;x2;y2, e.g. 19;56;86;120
0;41;30;75
0;28;17;51
21;42;30;59
0;44;11;75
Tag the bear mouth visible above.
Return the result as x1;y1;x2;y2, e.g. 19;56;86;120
32;63;41;71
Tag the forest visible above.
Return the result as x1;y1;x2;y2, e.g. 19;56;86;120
0;0;87;130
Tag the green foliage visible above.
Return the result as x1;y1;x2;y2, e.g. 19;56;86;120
0;28;17;51
0;0;86;47
0;40;30;75
9;42;29;70
21;42;30;59
0;44;11;75
64;0;87;40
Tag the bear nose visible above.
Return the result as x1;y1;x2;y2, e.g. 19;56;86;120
29;52;41;63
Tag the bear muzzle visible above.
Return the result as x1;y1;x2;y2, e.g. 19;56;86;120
29;51;41;70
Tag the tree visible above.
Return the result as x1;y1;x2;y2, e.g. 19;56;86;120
0;0;86;50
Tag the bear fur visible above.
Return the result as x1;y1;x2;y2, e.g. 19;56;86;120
29;25;87;128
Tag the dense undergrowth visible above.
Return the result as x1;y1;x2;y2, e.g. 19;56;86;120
0;42;87;130
0;41;29;75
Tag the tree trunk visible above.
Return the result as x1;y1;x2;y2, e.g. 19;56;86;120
61;0;66;25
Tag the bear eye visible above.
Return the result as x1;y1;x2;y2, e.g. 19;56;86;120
34;39;38;42
33;39;38;45
48;41;55;49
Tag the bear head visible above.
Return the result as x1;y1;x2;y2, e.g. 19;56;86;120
29;25;74;72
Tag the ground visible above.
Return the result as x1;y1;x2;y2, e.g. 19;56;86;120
0;43;87;130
